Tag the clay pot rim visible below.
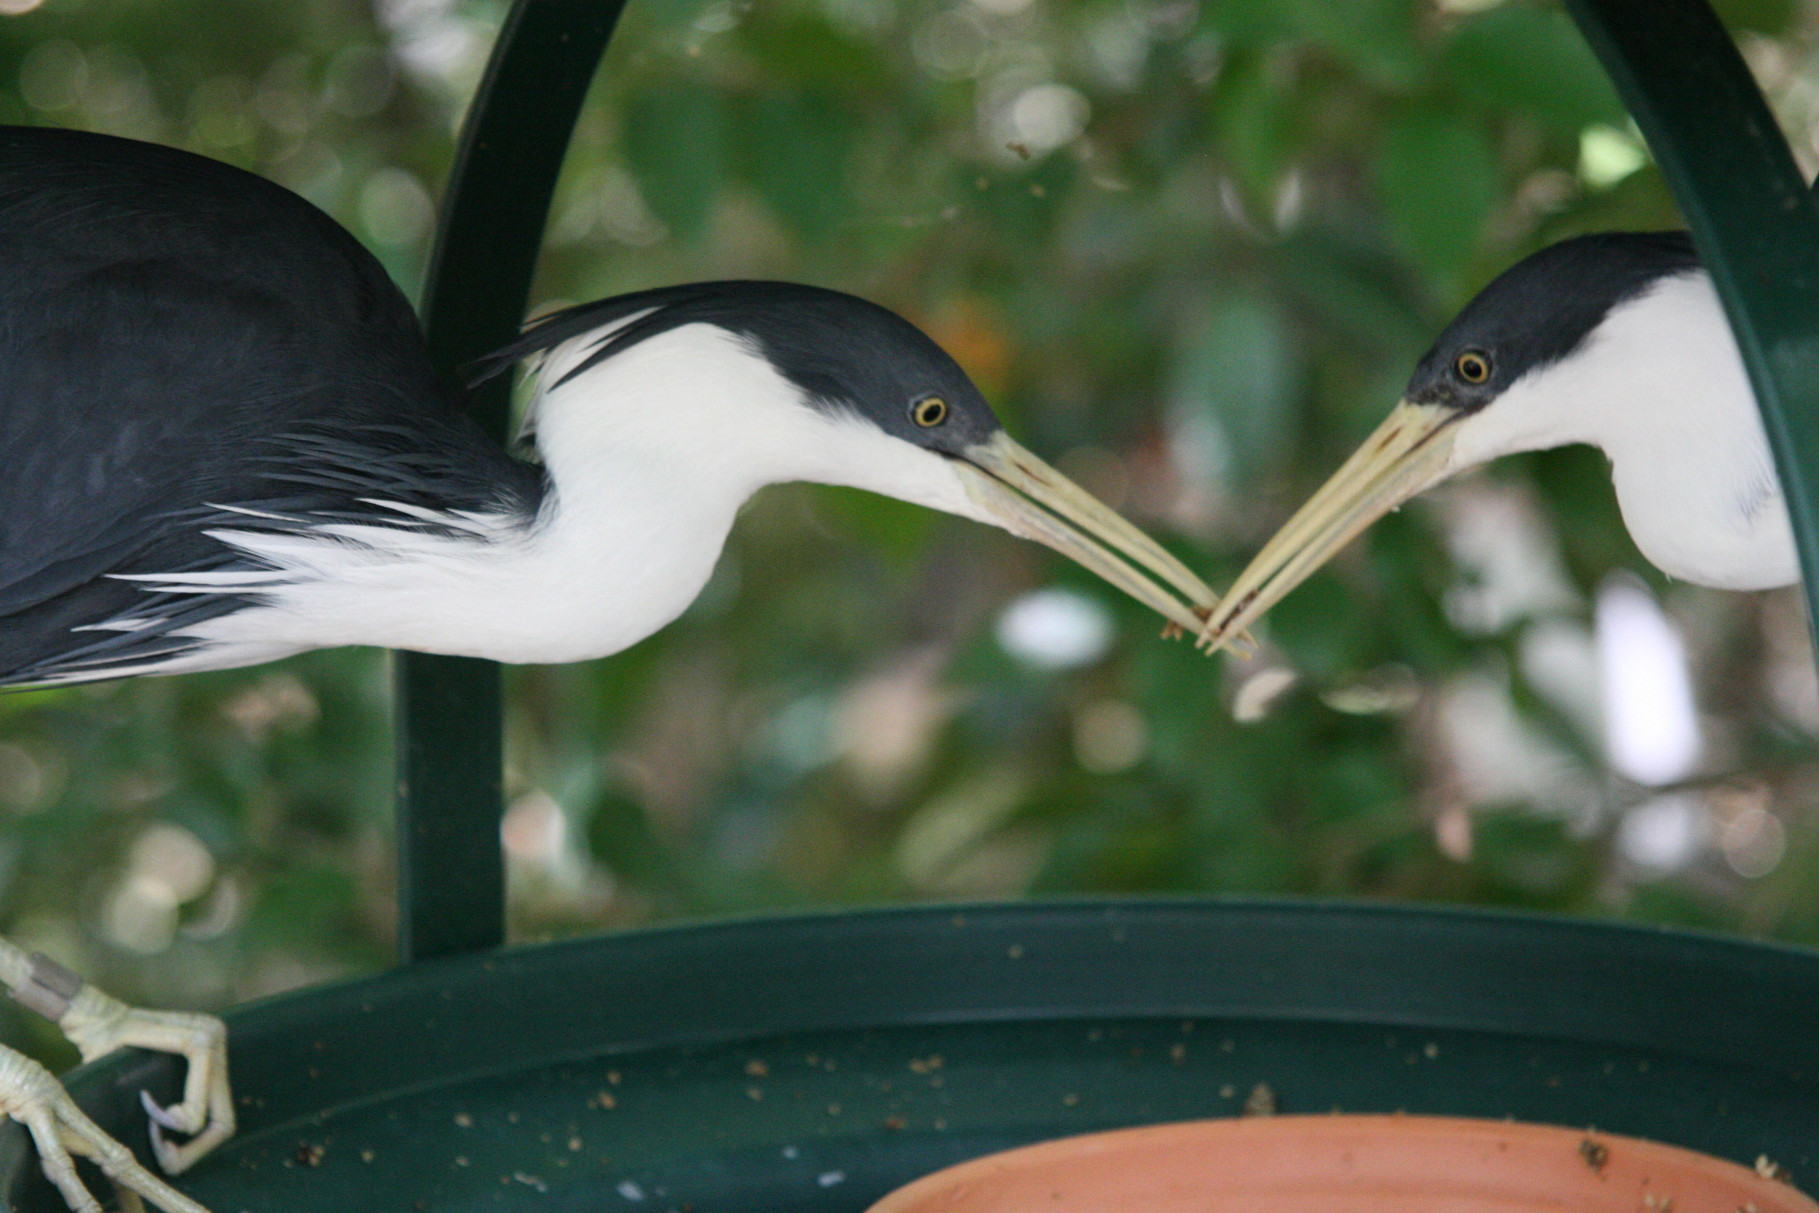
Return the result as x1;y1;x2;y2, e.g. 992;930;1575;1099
866;1113;1817;1213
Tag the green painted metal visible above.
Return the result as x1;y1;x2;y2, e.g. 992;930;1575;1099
1569;0;1819;634
396;0;630;963
393;656;505;960
5;902;1817;1209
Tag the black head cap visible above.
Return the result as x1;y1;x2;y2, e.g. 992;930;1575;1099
1405;230;1700;410
478;281;1001;456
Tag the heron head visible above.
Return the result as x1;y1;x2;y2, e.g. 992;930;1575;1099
482;281;1222;637
1192;232;1704;654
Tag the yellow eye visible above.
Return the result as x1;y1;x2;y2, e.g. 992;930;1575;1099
912;396;948;427
1455;350;1491;385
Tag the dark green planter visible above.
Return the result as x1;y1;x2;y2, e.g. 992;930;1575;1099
3;900;1815;1211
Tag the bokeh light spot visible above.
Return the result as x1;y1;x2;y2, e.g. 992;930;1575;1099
996;588;1112;670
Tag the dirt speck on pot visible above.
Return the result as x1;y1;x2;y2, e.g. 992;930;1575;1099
1757;1156;1793;1185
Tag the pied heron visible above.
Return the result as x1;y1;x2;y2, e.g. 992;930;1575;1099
1195;223;1800;652
1;128;1217;688
0;125;1219;1213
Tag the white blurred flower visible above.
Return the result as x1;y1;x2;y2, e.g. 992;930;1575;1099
502;790;567;864
103;875;178;955
1233;667;1297;723
1579;123;1648;190
996;588;1113;669
1596;575;1700;786
1617;794;1708;874
130;824;215;905
1008;83;1091;155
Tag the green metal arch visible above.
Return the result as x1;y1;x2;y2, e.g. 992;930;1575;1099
397;0;630;963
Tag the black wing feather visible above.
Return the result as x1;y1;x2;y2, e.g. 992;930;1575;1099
467;282;726;387
0;126;540;684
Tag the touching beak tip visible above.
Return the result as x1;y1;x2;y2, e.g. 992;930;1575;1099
1195;399;1461;654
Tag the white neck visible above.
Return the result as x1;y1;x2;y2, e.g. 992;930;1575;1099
1447;270;1797;590
176;325;990;667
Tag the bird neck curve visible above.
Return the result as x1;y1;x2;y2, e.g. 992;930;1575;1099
180;323;992;668
1447;269;1797;589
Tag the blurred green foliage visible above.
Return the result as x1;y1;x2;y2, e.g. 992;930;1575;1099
3;0;1819;1067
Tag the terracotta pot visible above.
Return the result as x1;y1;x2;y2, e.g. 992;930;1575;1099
866;1115;1817;1213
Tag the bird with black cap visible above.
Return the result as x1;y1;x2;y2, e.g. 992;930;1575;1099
1194;221;1797;655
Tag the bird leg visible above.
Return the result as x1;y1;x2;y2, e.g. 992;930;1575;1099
0;940;233;1182
0;1045;211;1213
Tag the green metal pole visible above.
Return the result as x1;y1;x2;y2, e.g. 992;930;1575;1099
399;0;630;963
1569;0;1819;643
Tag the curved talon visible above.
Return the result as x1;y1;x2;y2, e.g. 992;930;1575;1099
140;1088;192;1133
141;1089;195;1173
148;1117;182;1178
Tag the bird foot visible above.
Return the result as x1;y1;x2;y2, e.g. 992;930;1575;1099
11;953;235;1178
54;985;234;1177
0;1044;211;1213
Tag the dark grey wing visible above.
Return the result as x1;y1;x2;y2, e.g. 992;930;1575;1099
0;126;536;685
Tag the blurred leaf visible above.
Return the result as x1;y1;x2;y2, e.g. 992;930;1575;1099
1267;568;1372;679
247;863;361;948
1287;0;1424;90
1462;809;1604;907
586;783;690;905
623;82;727;240
809;485;943;560
1541;167;1684;238
1211;55;1297;205
1308;741;1408;830
737;90;855;238
1710;0;1798;31
1172;290;1301;484
1441;4;1626;138
1374;108;1500;288
1523;446;1649;586
740;13;892;93
1625;881;1736;931
1201;0;1421;87
1368;510;1470;674
1274;231;1432;359
966;154;1075;243
1199;0;1299;46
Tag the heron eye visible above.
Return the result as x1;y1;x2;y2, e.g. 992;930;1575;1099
912;396;949;427
1455;350;1492;385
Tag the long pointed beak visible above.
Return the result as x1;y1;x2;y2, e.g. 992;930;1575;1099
953;431;1222;636
1194;399;1463;655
